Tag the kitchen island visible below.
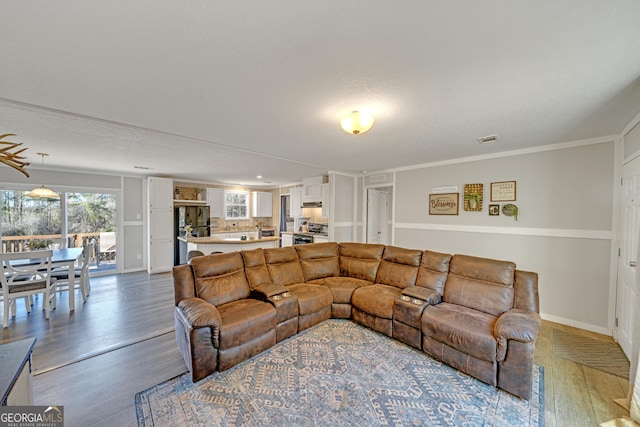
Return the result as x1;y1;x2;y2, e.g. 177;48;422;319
179;235;280;254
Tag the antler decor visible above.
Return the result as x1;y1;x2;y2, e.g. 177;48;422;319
0;133;30;177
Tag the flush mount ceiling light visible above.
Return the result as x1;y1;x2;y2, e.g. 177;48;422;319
26;153;59;199
340;111;374;135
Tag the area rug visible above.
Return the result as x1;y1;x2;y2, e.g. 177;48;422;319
552;328;630;379
136;319;544;426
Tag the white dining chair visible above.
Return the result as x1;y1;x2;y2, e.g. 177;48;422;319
49;242;94;306
1;250;57;328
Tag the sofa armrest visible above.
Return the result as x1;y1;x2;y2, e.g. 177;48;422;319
251;283;289;299
494;309;541;361
177;297;222;330
401;287;442;305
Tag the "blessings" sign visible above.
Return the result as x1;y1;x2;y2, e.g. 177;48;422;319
429;193;459;215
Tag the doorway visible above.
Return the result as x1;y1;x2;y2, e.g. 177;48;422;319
366;188;389;244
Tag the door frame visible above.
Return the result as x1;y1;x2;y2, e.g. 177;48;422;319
364;183;393;245
366;188;388;244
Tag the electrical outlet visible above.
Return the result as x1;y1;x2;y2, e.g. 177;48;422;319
137;253;142;260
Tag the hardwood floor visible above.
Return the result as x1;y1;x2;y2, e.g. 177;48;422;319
0;272;631;426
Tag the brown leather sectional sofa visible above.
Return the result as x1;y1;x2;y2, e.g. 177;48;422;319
172;242;541;400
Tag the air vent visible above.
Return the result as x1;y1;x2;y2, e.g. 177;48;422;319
133;165;154;170
476;134;499;144
369;174;387;183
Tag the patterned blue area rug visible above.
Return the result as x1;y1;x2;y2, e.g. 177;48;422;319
136;319;544;426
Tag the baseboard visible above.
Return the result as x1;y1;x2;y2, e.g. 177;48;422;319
540;312;611;336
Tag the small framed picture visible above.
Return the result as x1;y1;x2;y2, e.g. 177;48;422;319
490;181;516;202
429;193;459;215
488;204;500;216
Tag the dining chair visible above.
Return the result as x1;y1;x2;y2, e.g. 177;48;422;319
186;250;205;264
49;242;94;307
1;250;57;328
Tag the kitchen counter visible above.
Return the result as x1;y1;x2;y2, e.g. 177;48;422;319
179;235;280;254
179;236;280;244
209;227;275;235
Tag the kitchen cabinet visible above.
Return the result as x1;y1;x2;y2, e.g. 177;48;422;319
1;337;35;405
290;187;302;217
321;183;330;218
251;191;273;217
206;188;225;217
313;235;329;244
302;176;323;203
149;176;173;209
148;177;174;273
281;233;293;247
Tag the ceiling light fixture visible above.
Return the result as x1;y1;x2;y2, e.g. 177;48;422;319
340;111;374;135
26;153;60;199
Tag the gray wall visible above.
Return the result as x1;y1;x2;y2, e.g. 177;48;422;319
330;172;357;242
384;140;616;333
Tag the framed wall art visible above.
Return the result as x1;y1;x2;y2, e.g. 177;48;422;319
429;193;459;215
488;204;500;216
463;183;483;211
490;181;516;202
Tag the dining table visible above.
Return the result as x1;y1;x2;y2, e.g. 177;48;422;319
12;248;84;311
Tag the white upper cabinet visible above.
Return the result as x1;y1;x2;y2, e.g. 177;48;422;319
148;177;173;209
251;191;273;217
321;183;330;218
302;176;324;203
290;187;302;217
206;188;225;217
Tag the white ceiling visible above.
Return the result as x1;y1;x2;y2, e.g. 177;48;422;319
1;1;640;187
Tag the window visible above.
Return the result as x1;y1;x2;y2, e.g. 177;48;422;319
1;189;117;274
224;190;249;220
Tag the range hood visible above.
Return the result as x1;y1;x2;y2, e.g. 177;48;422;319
301;201;322;208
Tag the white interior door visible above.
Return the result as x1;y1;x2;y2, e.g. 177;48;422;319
617;156;640;358
367;189;388;244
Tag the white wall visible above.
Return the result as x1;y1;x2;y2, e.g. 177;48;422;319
368;138;617;334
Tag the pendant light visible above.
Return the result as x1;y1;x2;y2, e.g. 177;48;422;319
340;111;375;135
26;153;60;199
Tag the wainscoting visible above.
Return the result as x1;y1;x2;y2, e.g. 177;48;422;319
0;271;630;426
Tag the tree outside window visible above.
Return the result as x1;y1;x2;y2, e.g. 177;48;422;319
224;190;249;220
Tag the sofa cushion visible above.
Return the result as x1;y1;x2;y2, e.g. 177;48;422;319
443;255;515;316
352;283;402;319
375;246;422;289
311;276;371;304
190;252;251;307
295;242;340;281
264;247;305;285
339;242;385;281
415;250;451;294
216;298;276;350
286;283;333;316
241;248;271;289
422;302;498;363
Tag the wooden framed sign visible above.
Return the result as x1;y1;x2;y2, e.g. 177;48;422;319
429;193;459;215
490;181;516;202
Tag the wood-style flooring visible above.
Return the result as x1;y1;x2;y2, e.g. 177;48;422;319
0;271;631;426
